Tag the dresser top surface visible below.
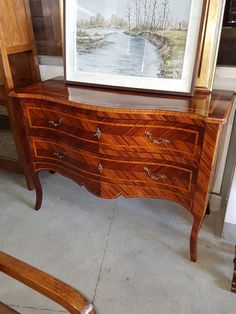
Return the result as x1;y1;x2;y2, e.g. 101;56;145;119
10;79;235;123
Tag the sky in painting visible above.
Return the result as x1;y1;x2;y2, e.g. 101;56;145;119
76;0;192;23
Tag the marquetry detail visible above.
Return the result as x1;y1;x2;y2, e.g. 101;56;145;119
10;80;235;262
24;105;203;161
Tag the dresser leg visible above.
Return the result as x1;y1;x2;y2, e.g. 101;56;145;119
190;216;204;262
231;246;236;293
33;172;42;210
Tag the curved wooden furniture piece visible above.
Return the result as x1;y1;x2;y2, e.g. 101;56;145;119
0;251;97;314
10;79;235;262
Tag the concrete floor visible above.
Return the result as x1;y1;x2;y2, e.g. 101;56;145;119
0;170;235;313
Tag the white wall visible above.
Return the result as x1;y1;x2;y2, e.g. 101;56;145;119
212;67;236;194
213;66;236;225
225;167;236;224
39;65;64;81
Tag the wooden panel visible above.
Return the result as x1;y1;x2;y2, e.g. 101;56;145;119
0;157;23;174
8;51;39;88
32;16;55;41
24;106;203;160
31;138;197;195
0;86;8;107
29;0;62;55
0;115;10;130
11;80;234;123
0;0;33;47
0;0;40;175
217;27;236;66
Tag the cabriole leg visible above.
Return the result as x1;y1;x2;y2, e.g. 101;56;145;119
190;215;204;262
32;172;42;210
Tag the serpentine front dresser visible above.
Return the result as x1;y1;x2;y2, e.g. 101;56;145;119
10;79;235;262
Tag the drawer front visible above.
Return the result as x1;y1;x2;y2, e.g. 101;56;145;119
31;138;197;194
25;106;203;160
24;106;99;140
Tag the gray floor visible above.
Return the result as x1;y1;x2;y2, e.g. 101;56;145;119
0;170;235;314
0;131;18;159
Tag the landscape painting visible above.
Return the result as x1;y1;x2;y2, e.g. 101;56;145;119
65;0;204;94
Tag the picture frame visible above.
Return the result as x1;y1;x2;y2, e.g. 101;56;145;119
195;0;226;92
64;0;207;95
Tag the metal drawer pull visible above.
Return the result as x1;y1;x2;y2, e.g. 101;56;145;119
144;167;167;181
97;163;103;173
93;128;101;139
145;131;170;145
53;151;66;159
49;118;63;127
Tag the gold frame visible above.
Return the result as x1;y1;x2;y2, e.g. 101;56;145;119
196;0;226;91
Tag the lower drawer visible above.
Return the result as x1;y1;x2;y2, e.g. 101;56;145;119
31;138;197;194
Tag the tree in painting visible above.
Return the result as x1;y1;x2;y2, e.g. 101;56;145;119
76;0;191;79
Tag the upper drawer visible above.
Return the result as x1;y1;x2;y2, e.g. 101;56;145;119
24;105;204;160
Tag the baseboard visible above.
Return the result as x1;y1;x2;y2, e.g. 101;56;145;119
209;194;223;212
222;222;236;243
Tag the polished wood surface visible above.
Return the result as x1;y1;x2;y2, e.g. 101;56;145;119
0;0;40;175
10;79;235;262
0;251;97;314
0;302;19;314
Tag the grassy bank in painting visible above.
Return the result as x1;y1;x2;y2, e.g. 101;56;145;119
124;29;187;78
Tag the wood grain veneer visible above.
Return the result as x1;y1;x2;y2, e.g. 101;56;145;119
0;0;40;176
10;79;235;262
0;251;96;313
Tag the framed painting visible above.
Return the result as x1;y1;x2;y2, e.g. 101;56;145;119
64;0;206;95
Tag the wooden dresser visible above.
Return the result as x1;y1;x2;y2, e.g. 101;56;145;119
10;79;235;262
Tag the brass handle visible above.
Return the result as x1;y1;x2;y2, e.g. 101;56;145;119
145;131;170;145
49;118;63;127
93;128;101;139
53;151;66;159
144;167;167;181
97;163;103;173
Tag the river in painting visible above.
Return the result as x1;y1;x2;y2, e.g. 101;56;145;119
76;28;162;78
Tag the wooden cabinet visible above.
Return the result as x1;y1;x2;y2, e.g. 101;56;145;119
10;79;235;262
28;0;63;56
0;0;40;174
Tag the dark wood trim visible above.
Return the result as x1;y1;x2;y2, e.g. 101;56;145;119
0;157;23;174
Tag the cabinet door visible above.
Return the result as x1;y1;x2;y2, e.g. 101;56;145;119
29;0;63;56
